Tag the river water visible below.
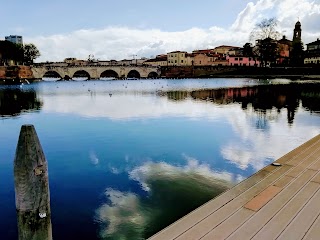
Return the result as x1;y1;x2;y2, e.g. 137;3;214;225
0;78;319;240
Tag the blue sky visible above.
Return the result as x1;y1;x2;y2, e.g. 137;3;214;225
2;0;250;34
1;0;320;61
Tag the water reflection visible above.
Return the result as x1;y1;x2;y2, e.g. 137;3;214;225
0;88;42;117
95;157;233;240
0;79;319;240
166;83;320;124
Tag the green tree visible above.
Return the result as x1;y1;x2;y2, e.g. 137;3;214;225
23;43;40;65
0;41;24;65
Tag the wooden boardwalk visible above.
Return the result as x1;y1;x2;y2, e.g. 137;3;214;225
149;134;320;240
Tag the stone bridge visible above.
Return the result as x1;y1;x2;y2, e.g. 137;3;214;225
31;65;161;79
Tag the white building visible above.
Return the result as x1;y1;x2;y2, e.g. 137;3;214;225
5;35;23;44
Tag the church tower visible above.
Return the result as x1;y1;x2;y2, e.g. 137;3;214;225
293;21;302;43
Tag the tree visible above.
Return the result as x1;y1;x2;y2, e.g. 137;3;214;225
250;17;281;42
290;41;304;66
23;43;40;65
0;41;24;65
250;18;281;67
290;35;304;66
243;42;259;66
256;38;279;67
243;43;254;57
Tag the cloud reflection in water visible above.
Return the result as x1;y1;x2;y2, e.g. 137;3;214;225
95;157;233;240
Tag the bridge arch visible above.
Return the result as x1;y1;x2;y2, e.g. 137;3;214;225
127;70;140;79
147;71;158;79
73;70;90;80
42;71;62;80
100;70;119;79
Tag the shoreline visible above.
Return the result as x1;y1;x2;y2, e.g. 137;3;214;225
1;75;320;85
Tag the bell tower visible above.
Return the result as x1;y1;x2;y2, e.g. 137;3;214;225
293;21;302;43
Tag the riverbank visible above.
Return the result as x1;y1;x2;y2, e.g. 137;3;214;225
1;65;320;82
161;66;320;79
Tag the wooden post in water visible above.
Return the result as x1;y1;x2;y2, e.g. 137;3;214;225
14;124;52;240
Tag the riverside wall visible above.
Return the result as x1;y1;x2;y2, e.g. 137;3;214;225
0;66;34;81
161;66;320;79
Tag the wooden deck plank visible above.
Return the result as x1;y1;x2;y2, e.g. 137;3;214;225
286;155;320;178
227;169;317;240
277;187;320;240
273;175;295;188
251;181;319;240
276;135;320;165
148;169;272;240
201;208;254;240
311;172;320;184
302;214;320;240
203;175;295;240
286;144;320;166
244;185;282;211
175;165;292;240
308;157;320;171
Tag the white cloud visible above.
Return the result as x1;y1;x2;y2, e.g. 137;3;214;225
26;0;320;62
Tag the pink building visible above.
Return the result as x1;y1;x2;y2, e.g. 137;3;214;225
227;55;260;67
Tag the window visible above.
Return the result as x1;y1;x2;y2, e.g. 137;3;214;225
181;60;184;63
239;58;243;61
199;61;202;64
175;60;177;63
235;58;238;60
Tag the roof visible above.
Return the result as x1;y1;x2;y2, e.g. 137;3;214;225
306;39;320;45
192;49;215;54
214;45;239;49
278;37;292;45
167;51;187;54
144;56;167;63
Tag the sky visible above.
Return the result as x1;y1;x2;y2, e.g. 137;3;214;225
1;0;320;62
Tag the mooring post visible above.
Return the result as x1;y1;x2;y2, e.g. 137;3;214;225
14;124;52;240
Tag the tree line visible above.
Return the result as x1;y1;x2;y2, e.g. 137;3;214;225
0;41;40;66
242;18;304;67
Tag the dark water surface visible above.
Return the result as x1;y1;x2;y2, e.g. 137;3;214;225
0;78;319;240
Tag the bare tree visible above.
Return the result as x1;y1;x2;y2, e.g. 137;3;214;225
250;17;281;42
250;18;281;66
